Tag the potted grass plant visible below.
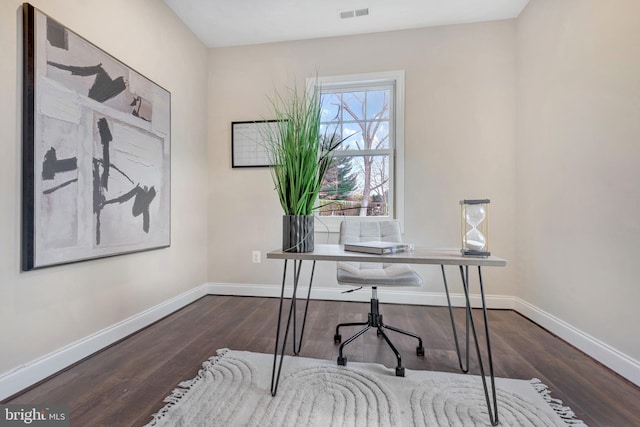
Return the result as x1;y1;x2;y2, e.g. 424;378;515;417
264;83;344;252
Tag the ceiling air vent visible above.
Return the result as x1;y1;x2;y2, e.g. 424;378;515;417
339;8;369;19
340;10;355;19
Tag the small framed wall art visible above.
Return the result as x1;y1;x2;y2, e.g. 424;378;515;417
231;120;279;168
22;3;171;270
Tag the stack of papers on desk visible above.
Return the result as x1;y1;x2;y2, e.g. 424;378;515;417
343;241;412;255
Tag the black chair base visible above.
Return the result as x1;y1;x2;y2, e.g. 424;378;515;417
335;290;424;376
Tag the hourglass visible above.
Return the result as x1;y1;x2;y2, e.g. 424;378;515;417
460;199;490;256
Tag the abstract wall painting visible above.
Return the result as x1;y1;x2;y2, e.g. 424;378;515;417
22;3;171;270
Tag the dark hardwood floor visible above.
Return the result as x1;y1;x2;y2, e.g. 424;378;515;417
4;295;640;426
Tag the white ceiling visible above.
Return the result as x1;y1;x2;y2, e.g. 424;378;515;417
162;0;530;48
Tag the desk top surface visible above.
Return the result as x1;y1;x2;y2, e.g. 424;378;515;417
267;244;507;267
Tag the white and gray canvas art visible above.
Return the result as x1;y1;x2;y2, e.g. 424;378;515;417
23;5;170;269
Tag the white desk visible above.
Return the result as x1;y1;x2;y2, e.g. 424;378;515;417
267;244;507;426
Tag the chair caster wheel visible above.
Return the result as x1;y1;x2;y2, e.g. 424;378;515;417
376;329;383;337
395;367;405;377
334;334;341;344
337;356;347;366
417;346;425;356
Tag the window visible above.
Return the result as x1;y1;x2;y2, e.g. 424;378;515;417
308;71;405;231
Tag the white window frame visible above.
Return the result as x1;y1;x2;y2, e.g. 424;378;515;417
307;70;405;233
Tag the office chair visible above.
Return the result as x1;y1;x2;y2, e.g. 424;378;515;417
335;219;424;376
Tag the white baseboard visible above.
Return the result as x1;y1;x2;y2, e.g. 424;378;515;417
204;282;515;309
512;297;640;387
2;282;638;400
0;284;209;401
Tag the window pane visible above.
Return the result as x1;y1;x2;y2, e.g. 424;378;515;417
339;121;390;151
318;155;389;217
342;125;362;150
342;92;365;121
320;123;341;142
320;93;341;122
369;121;389;149
366;90;390;120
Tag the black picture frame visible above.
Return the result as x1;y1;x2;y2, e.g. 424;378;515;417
22;3;171;270
231;120;279;168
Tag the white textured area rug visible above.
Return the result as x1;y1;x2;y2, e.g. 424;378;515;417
146;349;586;427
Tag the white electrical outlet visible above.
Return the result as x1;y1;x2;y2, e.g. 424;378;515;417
252;250;261;263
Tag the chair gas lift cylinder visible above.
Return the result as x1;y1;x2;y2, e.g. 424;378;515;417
460;199;490;257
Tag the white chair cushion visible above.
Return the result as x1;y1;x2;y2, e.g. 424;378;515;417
337;219;423;288
340;221;402;244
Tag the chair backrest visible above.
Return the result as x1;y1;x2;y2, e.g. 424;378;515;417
336;219;422;287
339;219;403;244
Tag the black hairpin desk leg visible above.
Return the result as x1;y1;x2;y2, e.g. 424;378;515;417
441;265;470;373
458;265;499;426
440;264;499;426
270;259;315;396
